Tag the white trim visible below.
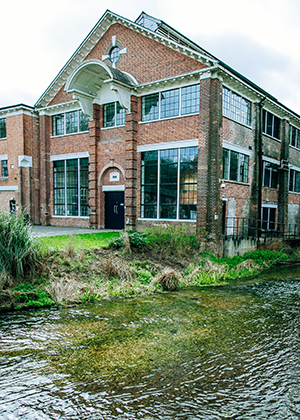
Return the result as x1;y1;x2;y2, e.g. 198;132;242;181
262;204;277;208
138;218;196;223
50;152;89;161
38;101;80;116
289;164;300;172
18;155;32;168
102;185;125;192
0;186;18;191
222;141;252;156
137;139;198;153
262;156;280;165
0;155;8;160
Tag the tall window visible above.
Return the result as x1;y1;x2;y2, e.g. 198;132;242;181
222;88;251;125
1;160;8;177
52;110;89;136
223;149;249;183
0;118;6;139
141;146;198;220
142;85;200;122
289;169;300;193
290;126;300;149
263;161;278;189
53;158;89;217
262;206;276;230
262;110;280;140
103;102;125;128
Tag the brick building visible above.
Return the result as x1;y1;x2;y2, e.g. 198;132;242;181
1;10;300;241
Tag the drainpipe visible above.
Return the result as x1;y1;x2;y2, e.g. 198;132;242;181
257;98;266;237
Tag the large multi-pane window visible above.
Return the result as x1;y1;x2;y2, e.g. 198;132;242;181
290;126;300;149
1;160;8;177
289;169;300;193
222;88;251;125
103;102;125;127
223;149;249;183
262;110;280;140
263;161;278;189
142;84;200;122
52;110;89;136
53;158;89;217
0;118;6;139
141;146;198;220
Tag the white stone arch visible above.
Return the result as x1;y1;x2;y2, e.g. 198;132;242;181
65;59;137;120
98;161;125;187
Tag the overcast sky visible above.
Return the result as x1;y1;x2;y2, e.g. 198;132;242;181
1;0;300;114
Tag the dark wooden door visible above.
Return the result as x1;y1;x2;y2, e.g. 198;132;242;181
105;192;124;230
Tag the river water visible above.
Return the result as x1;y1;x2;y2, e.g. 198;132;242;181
1;266;300;419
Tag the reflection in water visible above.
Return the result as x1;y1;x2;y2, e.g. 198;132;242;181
1;266;300;419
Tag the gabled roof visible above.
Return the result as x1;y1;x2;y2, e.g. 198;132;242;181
34;10;216;109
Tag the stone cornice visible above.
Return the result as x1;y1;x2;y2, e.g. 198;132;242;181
0;105;37;118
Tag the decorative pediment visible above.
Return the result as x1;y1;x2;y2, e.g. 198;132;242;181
65;60;137;119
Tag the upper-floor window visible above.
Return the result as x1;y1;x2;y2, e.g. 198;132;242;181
290;126;300;149
222;88;251;126
223;149;249;183
142;84;200;122
289;169;300;193
1;160;8;177
103;102;125;128
262;110;280;140
52;110;89;136
0;118;6;139
263;161;278;189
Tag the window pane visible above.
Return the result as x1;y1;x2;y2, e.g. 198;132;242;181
273;116;280;139
66;159;78;216
229;151;238;181
289;170;294;191
270;167;278;189
0;118;6;139
116;102;125;126
161;89;179;119
65;111;78;134
1;160;8;177
223;149;229;180
239;155;248;183
141;151;158;219
269;208;276;230
79;110;89;132
180;147;197;220
142;93;159;121
263;163;271;187
104;103;115;127
53;114;64;136
181;85;200;115
80;158;89;216
290;126;297;147
266;112;273;136
295;171;300;193
53;161;65;215
160;149;178;219
222;88;251;125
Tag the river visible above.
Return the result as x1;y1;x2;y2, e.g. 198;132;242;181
1;265;300;419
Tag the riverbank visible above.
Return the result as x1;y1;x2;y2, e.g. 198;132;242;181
1;234;298;312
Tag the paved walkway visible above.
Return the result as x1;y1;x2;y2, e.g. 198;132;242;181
32;225;115;237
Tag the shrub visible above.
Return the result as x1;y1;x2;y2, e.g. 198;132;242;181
156;267;181;291
0;211;39;285
109;231;148;249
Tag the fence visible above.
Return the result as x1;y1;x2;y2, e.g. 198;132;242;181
223;217;300;239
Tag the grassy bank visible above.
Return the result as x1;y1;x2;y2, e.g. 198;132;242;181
0;220;299;311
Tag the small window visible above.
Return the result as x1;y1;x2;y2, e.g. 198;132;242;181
263;162;278;189
1;160;8;177
103;102;125;128
222;88;251;125
52;110;89;136
262;207;276;230
0;118;6;139
161;89;179;119
262;110;281;140
223;149;249;183
110;46;120;64
142;93;159;122
289;169;300;193
181;85;200;115
290;126;300;149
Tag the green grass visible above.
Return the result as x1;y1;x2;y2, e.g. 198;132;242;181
38;231;120;252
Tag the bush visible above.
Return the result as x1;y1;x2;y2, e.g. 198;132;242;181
109;232;148;249
0;211;39;284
